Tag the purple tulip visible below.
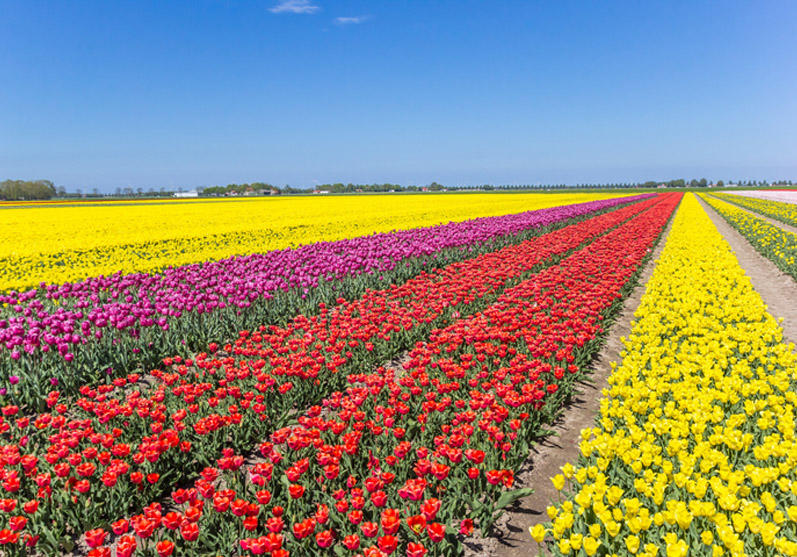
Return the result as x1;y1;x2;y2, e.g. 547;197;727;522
0;194;653;366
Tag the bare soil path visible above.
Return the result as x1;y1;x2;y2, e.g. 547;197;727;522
697;195;797;344
476;207;678;557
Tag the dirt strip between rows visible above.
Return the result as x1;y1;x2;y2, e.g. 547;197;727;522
698;195;797;345
711;194;797;235
469;203;679;557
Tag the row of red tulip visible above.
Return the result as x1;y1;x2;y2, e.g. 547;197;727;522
0;198;666;555
80;194;680;556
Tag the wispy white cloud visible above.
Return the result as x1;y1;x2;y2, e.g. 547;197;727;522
269;0;320;14
334;15;369;25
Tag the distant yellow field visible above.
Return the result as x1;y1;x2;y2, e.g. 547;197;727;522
0;193;622;291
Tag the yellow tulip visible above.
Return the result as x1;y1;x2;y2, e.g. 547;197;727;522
530;524;546;543
625;535;640;554
2;192;621;290
583;536;601;556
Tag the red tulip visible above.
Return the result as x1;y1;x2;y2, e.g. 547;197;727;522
84;528;106;548
343;534;361;550
116;536;137;557
459;518;474;535
316;529;334;548
427;522;446;543
381;508;401;535
161;511;182;530
288;484;305;499
156;539;174;556
378;534;398;554
181;522;199;541
361;521;379;538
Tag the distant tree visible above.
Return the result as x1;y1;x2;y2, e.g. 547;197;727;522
0;179;57;200
716;180;724;187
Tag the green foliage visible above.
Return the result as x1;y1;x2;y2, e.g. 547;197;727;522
201;182;279;196
0;179;57;200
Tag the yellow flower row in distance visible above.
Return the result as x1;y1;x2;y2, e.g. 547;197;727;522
0;197;210;207
534;193;797;557
0;193;623;292
701;194;797;277
711;192;797;228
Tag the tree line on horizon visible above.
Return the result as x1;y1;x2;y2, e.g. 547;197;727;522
1;178;795;200
0;179;57;201
199;182;446;195
198;178;795;195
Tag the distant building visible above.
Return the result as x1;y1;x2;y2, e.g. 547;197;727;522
312;189;330;195
173;190;199;198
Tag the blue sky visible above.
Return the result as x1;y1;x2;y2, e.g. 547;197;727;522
1;0;796;191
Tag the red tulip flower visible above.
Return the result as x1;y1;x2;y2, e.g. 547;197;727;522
316;529;334;548
84;528;106;548
156;539;174;557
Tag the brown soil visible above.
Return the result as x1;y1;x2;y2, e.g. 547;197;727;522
697;195;797;345
473;209;677;557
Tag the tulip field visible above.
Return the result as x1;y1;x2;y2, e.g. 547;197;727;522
701;195;797;280
0;190;796;556
0;193;622;292
536;194;797;557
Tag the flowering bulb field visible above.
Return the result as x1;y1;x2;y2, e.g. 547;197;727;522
0;194;649;410
535;193;797;556
2;189;797;556
0;191;673;555
0;193;623;292
702;195;797;280
719;191;797;224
